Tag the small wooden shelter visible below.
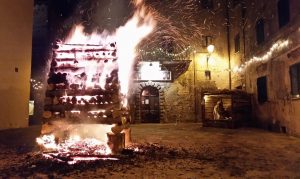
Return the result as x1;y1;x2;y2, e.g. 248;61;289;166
202;90;252;128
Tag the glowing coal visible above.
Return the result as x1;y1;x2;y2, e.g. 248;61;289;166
36;123;126;164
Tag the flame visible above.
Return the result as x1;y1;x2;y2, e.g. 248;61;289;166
115;4;156;106
37;134;112;154
60;0;156;107
36;124;115;161
36;134;57;150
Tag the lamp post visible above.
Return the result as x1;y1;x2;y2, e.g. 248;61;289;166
205;44;214;80
193;51;197;122
193;44;215;122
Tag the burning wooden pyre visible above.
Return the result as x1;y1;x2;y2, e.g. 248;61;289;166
37;39;131;162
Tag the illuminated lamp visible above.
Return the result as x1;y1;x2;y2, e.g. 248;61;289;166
205;44;215;80
207;44;215;54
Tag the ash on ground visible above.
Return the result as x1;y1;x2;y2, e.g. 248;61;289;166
1;124;300;178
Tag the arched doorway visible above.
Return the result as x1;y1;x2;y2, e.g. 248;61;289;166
140;86;160;123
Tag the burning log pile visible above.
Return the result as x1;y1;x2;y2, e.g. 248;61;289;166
36;0;156;164
38;37;131;162
43;41;127;124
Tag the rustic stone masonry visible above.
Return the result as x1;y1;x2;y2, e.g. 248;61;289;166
133;79;196;123
134;81;165;123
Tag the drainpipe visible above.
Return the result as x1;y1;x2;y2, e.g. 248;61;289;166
242;3;247;90
226;0;232;90
193;52;198;122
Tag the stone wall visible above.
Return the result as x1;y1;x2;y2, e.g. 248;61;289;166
228;2;246;89
133;56;231;123
240;0;300;136
164;69;196;123
132;0;236;123
193;0;231;90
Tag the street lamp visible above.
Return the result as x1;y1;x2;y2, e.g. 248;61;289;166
205;44;214;80
207;44;215;53
193;44;215;122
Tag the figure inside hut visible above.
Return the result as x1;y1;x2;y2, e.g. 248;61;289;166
213;99;231;120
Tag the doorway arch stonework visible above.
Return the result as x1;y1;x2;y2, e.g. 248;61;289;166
134;81;165;123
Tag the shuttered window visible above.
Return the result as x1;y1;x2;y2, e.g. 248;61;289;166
257;76;268;103
290;63;300;96
278;0;290;28
256;19;265;45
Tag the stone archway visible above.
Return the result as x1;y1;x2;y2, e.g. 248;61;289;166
134;81;165;123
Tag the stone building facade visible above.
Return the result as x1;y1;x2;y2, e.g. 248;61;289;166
132;0;235;123
28;0;300;137
132;0;300;138
231;0;300;136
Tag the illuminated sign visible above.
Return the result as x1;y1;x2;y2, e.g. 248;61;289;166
136;62;172;81
29;100;34;115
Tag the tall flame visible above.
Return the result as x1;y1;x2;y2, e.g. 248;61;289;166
63;0;156;107
116;1;156;107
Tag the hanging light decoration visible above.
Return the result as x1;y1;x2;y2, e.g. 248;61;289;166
139;46;192;58
233;39;290;73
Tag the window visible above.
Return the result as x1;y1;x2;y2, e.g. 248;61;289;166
241;6;246;18
256;19;265;45
290;63;300;96
202;35;213;47
234;33;240;53
201;0;214;10
257;76;268;103
278;0;290;28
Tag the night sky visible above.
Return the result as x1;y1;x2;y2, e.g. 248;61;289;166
31;0;216;79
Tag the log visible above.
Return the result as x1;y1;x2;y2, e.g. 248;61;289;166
42;41;128;124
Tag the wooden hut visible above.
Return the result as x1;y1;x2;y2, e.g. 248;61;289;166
202;90;252;128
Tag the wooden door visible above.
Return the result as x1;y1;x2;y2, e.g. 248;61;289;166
140;86;160;123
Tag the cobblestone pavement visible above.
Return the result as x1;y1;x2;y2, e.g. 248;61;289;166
0;123;300;178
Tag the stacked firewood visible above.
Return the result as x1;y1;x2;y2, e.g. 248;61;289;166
43;41;126;124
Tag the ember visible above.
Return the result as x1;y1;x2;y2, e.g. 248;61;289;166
36;123;118;163
37;135;111;156
38;136;119;165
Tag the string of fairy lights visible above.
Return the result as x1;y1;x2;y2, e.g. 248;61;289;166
30;78;44;90
138;46;192;58
139;37;291;74
233;39;291;73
